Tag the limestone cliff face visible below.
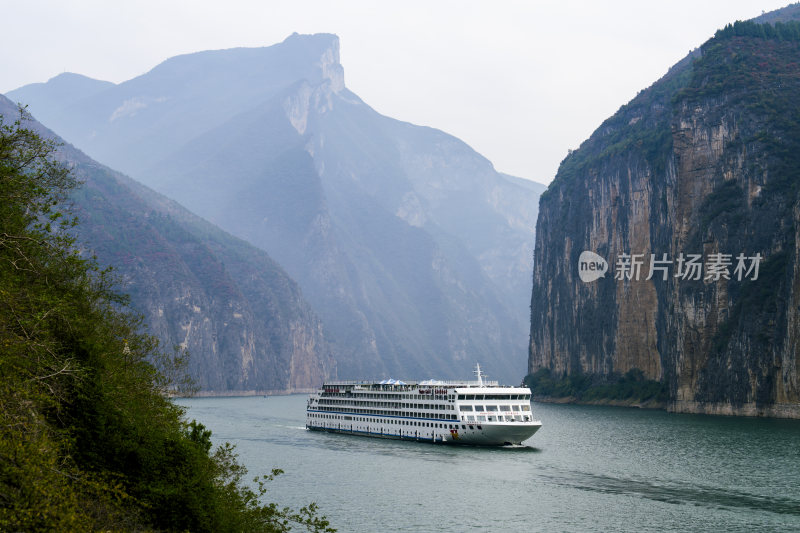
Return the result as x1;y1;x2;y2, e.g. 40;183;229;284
530;21;800;417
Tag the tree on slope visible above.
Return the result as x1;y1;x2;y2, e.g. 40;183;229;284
0;107;334;532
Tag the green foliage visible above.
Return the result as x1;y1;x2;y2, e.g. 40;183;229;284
679;25;800;108
714;20;800;42
0;108;335;532
524;368;668;404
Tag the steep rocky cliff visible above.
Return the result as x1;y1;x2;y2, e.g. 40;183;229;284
0;95;334;392
530;14;800;417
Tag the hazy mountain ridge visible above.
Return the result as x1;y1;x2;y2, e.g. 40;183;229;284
9;33;544;383
0;94;334;392
529;5;800;417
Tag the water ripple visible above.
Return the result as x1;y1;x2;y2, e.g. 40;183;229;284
545;470;800;516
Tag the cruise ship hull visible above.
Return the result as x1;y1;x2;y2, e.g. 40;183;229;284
307;420;541;446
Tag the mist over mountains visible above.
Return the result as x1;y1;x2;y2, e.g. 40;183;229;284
9;33;544;385
0;94;333;392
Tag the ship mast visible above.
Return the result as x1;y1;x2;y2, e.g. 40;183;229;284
474;362;484;387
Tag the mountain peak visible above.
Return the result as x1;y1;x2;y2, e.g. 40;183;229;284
282;32;344;92
45;71;111;86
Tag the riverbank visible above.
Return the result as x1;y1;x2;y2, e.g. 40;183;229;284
532;396;800;419
533;395;667;410
172;388;315;398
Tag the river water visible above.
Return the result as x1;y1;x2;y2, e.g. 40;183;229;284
175;395;800;532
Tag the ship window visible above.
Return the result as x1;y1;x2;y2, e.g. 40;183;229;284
477;416;486;422
458;394;465;400
512;405;520;411
474;405;484;411
474;394;484;400
467;416;475;422
466;395;475;400
486;405;498;412
469;425;474;430
522;405;531;411
460;405;473;411
500;405;511;412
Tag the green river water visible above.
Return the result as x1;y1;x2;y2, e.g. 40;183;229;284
176;395;800;532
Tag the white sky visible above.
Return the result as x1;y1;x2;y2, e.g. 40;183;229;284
0;0;792;184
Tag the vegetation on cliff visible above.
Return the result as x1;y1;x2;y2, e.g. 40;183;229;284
524;369;668;405
0;109;334;531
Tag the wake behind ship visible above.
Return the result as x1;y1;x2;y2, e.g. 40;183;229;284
306;364;542;445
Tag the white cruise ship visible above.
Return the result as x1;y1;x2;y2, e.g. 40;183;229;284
306;364;542;446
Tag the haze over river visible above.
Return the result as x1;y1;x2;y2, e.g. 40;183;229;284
176;395;800;532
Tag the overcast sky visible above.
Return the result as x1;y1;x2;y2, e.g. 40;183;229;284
0;0;792;184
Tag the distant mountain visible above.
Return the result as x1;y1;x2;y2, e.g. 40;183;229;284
0;94;334;392
528;5;800;417
8;33;544;382
10;72;113;118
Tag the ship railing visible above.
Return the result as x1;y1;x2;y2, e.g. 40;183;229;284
322;380;383;386
320;379;504;388
418;380;501;387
